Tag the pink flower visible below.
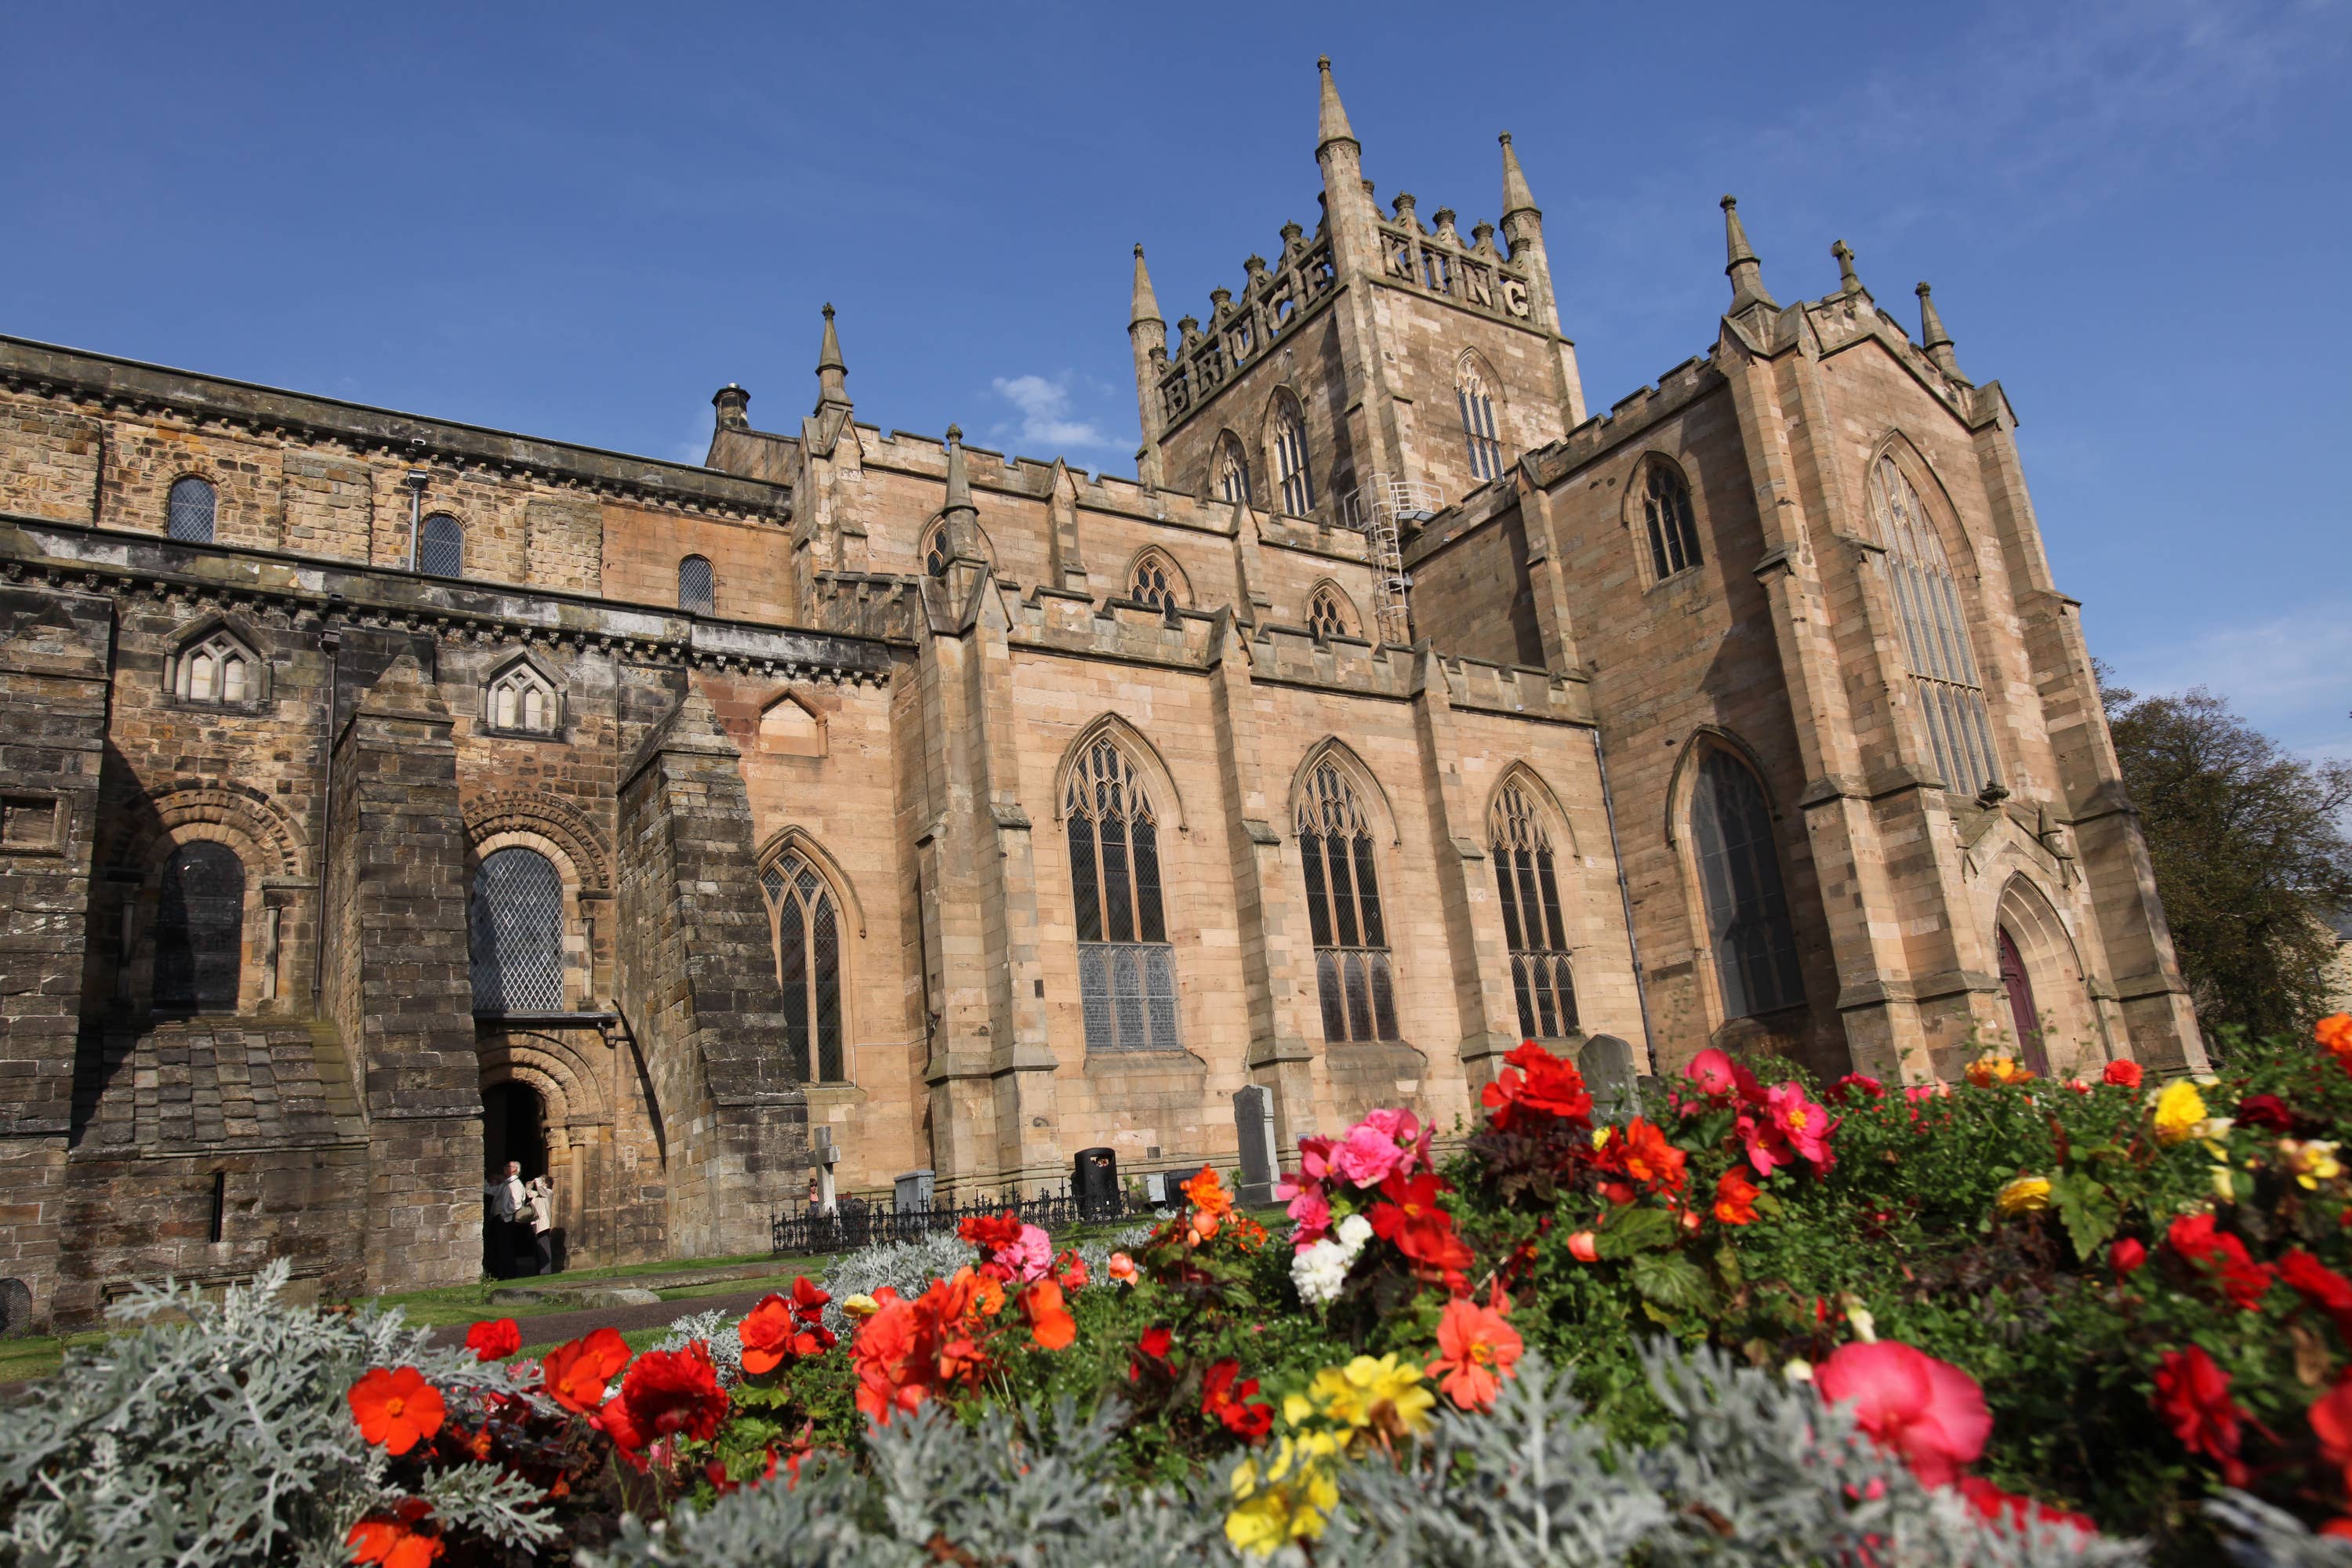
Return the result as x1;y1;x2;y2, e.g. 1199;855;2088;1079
1285;1187;1333;1251
1815;1341;1992;1489
1766;1082;1837;1173
1331;1122;1407;1189
1686;1047;1746;1100
1358;1108;1429;1176
1002;1225;1052;1283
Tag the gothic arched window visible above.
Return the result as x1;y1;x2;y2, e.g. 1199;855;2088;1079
1065;741;1179;1051
173;630;256;705
1297;761;1399;1043
922;524;949;579
469;846;565;1014
1642;461;1702;580
1868;455;2000;798
1690;750;1804;1019
154;841;243;1014
486;662;557;734
1273;401;1315;514
1457;358;1503;482
419;514;465;578
1307;586;1354;641
764;850;844;1082
678;554;716;615
1490;782;1577;1040
1129;554;1181;612
166;477;216;544
1214;434;1253;507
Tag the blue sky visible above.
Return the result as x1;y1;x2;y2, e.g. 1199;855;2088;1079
3;2;2344;763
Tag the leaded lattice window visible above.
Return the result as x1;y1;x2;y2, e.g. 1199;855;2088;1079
1297;762;1399;1043
678;554;716;615
923;525;949;579
166;477;216;543
1458;359;1503;482
1274;404;1314;514
470;846;565;1014
763;851;844;1082
1130;554;1180;612
1644;462;1702;580
174;630;255;705
1307;586;1352;641
1065;742;1179;1051
1490;782;1578;1040
154;840;243;1013
1690;750;1804;1019
1214;436;1253;506
1868;456;2000;798
419;514;464;578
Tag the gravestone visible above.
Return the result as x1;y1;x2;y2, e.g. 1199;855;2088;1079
1144;1172;1169;1206
1233;1085;1279;1206
893;1168;935;1214
1579;1034;1639;1123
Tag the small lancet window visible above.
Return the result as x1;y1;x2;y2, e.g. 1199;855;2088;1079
1642;462;1703;580
1490;782;1578;1040
764;850;845;1083
1457;359;1503;481
166;477;216;543
923;525;949;579
486;663;558;734
678;554;716;615
1214;436;1253;507
1130;554;1181;612
1274;402;1314;515
1296;761;1400;1044
175;630;256;705
1307;587;1353;641
419;514;464;578
1066;741;1180;1051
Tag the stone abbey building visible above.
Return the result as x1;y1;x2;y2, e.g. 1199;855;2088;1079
0;60;2201;1327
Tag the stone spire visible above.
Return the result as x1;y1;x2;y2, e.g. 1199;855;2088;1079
815;303;850;412
1831;239;1862;296
1499;132;1538;223
1915;282;1963;377
1721;196;1777;314
1316;56;1356;153
940;423;987;583
1129;244;1161;328
943;423;973;517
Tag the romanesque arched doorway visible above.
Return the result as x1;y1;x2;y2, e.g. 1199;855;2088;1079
482;1080;547;1276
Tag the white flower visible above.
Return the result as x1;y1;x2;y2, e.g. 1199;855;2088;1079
1336;1213;1373;1249
1784;1358;1815;1384
1291;1238;1355;1305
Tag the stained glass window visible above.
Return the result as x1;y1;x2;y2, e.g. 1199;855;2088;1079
763;850;844;1081
1297;761;1399;1042
1065;742;1179;1051
1458;358;1503;481
1490;782;1578;1040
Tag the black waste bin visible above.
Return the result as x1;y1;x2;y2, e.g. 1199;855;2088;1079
1073;1146;1120;1220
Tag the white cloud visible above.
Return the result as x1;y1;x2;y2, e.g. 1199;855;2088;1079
2105;597;2352;755
986;372;1130;456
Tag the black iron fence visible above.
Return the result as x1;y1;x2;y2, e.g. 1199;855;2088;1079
771;1183;1141;1257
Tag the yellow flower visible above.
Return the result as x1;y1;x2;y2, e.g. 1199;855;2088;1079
1966;1054;2027;1087
2281;1139;2345;1191
1225;1434;1341;1555
2152;1080;2207;1145
1291;1354;1436;1441
2211;1163;2240;1203
1994;1176;2053;1216
1592;1126;1613;1149
841;1293;880;1320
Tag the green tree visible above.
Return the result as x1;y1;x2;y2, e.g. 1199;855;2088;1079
2100;667;2352;1039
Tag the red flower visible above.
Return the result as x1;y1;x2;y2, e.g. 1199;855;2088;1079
2100;1059;2143;1090
2319;1014;2352;1063
1140;1325;1173;1359
1021;1278;1076;1350
601;1341;729;1454
2111;1238;2148;1276
2167;1214;2278;1310
347;1499;442;1568
789;1276;832;1316
1813;1341;1991;1489
2153;1345;2246;1485
1566;1230;1599;1263
959;1210;1025;1251
463;1319;521;1363
2310;1374;2352;1495
1201;1358;1276;1439
1427;1296;1523;1412
738;1293;800;1376
2282;1250;2352;1340
347;1367;447;1457
851;1269;1003;1424
1713;1167;1761;1227
2237;1094;2296;1133
1684;1046;1763;1105
1826;1073;1884;1104
1480;1042;1594;1132
1599;1118;1688;1195
542;1327;632;1414
1955;1475;2097;1536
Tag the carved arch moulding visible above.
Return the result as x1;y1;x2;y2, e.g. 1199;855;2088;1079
107;782;307;880
462;791;612;895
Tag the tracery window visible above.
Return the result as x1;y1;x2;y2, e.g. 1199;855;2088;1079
1297;761;1399;1043
1065;741;1179;1051
1868;455;2000;798
486;662;557;734
1214;435;1253;507
922;524;949;579
1273;402;1314;514
1307;586;1354;641
419;514;464;578
763;850;844;1082
1643;461;1702;580
1690;750;1804;1019
1490;782;1577;1040
1457;358;1503;482
154;840;243;1014
166;477;216;544
469;846;565;1014
678;554;716;615
174;630;256;705
1129;554;1181;612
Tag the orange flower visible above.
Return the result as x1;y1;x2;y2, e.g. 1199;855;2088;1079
1022;1278;1076;1349
738;1293;798;1375
1182;1166;1235;1218
2321;1014;2352;1062
1185;1208;1222;1247
347;1367;445;1456
1106;1250;1139;1285
347;1501;441;1568
1566;1230;1599;1263
1607;1118;1688;1194
1714;1167;1761;1226
1427;1296;1524;1411
1965;1055;2034;1088
542;1326;633;1414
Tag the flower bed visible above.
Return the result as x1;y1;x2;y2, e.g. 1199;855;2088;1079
12;1019;2352;1566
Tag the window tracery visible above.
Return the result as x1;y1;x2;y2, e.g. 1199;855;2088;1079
1642;461;1702;580
1296;761;1399;1043
1307;586;1354;641
1129;554;1181;612
486;662;558;734
173;629;257;705
1490;782;1577;1039
1065;741;1179;1051
1273;400;1314;515
1868;455;1999;798
1690;750;1804;1019
1457;358;1503;482
1214;434;1253;507
923;524;949;579
764;849;844;1082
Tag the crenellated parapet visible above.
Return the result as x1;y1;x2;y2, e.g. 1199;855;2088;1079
1154;222;1338;434
1370;192;1541;327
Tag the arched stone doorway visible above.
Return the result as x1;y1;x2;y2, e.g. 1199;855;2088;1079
482;1081;546;1276
1996;927;2050;1078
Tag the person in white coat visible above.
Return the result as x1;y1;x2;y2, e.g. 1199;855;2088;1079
524;1173;556;1276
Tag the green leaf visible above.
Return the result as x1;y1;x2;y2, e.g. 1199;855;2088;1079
1714;1240;1744;1289
2049;1171;2120;1259
1630;1253;1719;1316
1754;1191;1788;1221
1595;1206;1678;1258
